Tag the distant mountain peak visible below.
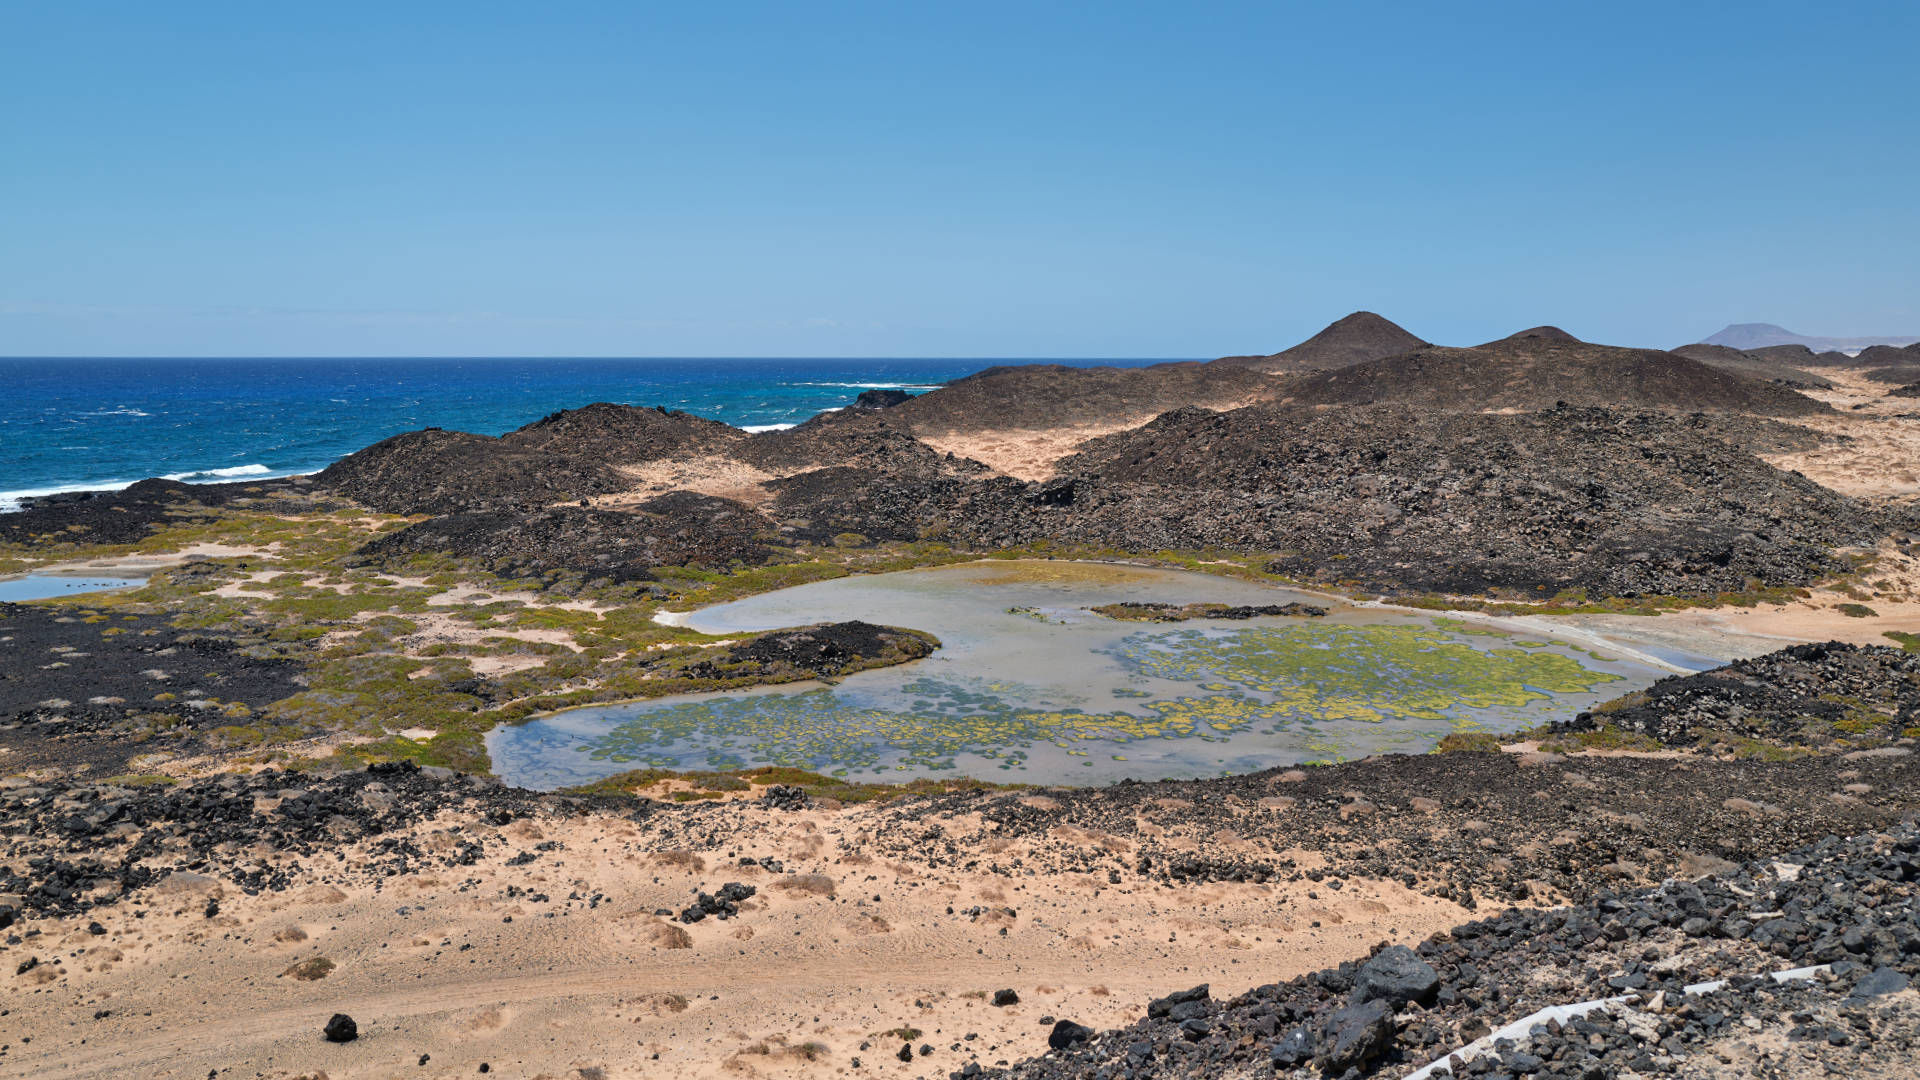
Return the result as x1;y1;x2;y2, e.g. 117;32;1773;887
1701;323;1920;352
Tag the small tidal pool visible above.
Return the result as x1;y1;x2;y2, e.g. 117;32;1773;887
488;561;1666;790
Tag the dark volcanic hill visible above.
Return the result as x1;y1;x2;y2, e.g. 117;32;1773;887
1746;343;1827;366
1213;311;1429;374
1476;325;1580;346
501;402;743;463
1670;343;1834;389
1854;343;1920;382
1278;334;1830;416
882;361;1270;435
1856;342;1920;364
314;429;630;515
354;493;778;584
766;402;1879;598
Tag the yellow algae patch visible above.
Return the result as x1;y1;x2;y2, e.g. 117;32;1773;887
569;623;1619;776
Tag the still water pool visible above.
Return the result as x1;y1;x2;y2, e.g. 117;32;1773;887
488;561;1664;790
0;574;149;602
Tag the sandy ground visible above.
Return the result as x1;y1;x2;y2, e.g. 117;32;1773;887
605;459;782;506
1762;369;1920;501
1527;545;1920;664
917;422;1155;482
0;800;1470;1080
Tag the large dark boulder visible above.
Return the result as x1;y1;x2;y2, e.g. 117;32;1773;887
1350;944;1440;1008
1314;999;1395;1072
1047;1019;1094;1050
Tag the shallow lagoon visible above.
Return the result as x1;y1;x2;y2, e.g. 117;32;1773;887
0;573;149;603
489;561;1668;790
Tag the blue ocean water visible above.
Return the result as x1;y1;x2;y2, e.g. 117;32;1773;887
0;357;1174;510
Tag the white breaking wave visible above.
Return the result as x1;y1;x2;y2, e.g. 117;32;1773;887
1;464;296;513
796;382;940;391
740;423;797;433
0;480;140;513
161;464;274;482
76;407;153;418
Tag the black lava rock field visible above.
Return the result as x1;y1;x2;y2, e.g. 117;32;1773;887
353;493;780;585
762;404;1882;598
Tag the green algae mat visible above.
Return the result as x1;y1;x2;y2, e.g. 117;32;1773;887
489;562;1647;789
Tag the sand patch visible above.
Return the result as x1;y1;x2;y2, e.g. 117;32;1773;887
1763;370;1920;499
919;420;1157;481
1;797;1472;1080
604;456;780;505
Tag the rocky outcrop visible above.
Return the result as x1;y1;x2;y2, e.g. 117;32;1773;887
1089;601;1327;621
1556;641;1920;749
851;388;912;409
698;620;937;679
314;429;630;515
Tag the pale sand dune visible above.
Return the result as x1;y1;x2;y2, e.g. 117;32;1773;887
2;801;1470;1080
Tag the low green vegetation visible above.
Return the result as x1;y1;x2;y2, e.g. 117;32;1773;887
561;764;1024;804
1434;732;1503;753
1528;725;1665;754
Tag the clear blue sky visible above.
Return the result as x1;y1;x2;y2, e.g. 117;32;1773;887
3;1;1916;357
